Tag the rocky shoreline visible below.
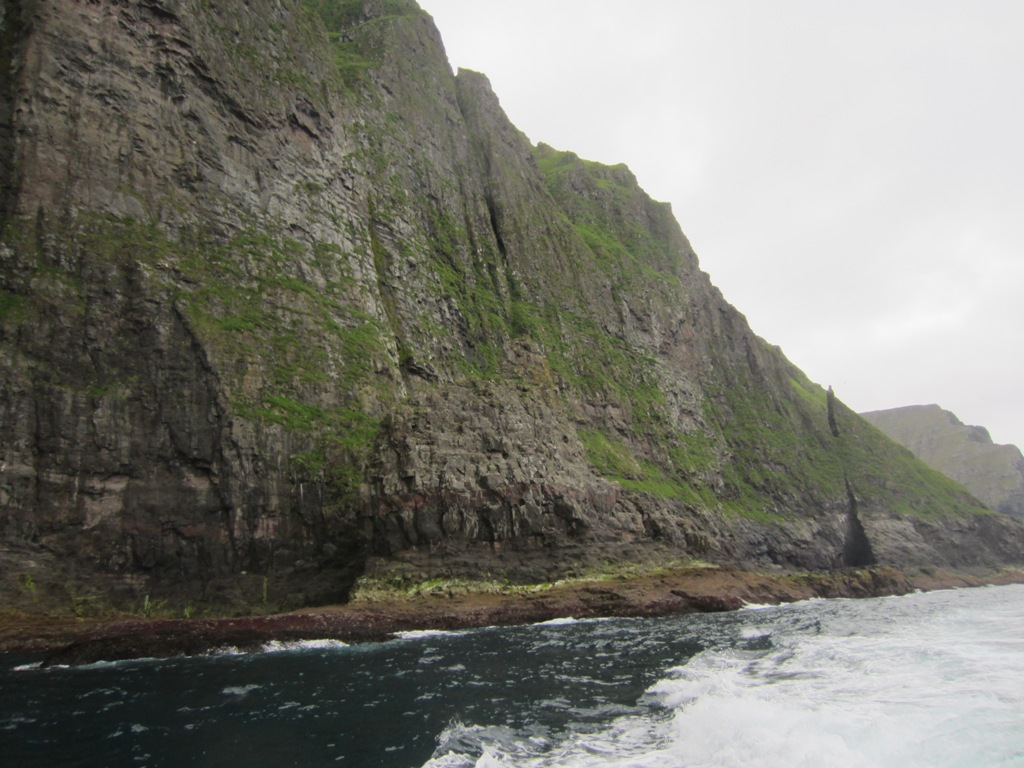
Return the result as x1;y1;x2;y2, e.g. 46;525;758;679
3;565;1022;667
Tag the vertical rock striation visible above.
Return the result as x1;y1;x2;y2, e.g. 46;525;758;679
1;0;1021;615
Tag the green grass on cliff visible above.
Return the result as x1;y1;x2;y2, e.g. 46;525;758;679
302;0;420;31
533;143;685;284
578;428;716;508
792;373;991;519
300;0;423;91
0;290;28;323
5;211;392;499
722;371;990;520
527;144;694;427
350;557;716;602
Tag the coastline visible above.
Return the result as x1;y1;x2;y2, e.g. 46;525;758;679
3;565;1022;667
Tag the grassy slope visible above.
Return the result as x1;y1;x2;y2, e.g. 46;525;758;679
531;144;990;523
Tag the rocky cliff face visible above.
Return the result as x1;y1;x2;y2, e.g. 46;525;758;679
862;405;1024;518
2;0;1022;615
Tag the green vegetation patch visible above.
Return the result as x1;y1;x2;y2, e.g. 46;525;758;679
299;0;423;92
838;409;992;520
0;290;28;323
8;211;396;503
533;143;684;287
349;557;717;602
701;367;990;522
350;574;552;602
301;0;419;31
578;428;710;506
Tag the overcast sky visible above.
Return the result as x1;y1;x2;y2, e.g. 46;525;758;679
417;0;1024;449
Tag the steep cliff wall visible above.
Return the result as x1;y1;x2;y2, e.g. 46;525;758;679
2;0;1022;615
862;405;1024;518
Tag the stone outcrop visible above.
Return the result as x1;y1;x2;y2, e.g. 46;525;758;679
34;565;1003;666
2;0;1023;616
862;405;1024;517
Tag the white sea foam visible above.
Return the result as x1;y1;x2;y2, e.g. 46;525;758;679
534;616;614;627
222;684;261;696
395;629;460;640
260;638;349;653
738;626;769;639
67;657;164;671
0;714;38;730
211;646;245;656
422;585;1024;768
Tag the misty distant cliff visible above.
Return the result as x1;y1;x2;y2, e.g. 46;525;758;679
862;405;1024;518
1;0;1022;615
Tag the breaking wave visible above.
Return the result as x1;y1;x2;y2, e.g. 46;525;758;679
422;586;1024;768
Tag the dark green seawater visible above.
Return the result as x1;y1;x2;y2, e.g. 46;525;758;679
3;585;1024;767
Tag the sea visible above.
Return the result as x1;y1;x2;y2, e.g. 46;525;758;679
2;583;1023;767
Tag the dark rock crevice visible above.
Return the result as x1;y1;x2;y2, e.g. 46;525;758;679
827;385;840;437
0;0;31;229
842;477;876;567
484;192;507;259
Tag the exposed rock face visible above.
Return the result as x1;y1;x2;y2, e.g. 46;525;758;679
862;405;1024;518
2;0;1022;615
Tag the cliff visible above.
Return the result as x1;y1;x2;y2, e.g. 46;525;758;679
862;405;1024;518
2;0;1022;616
